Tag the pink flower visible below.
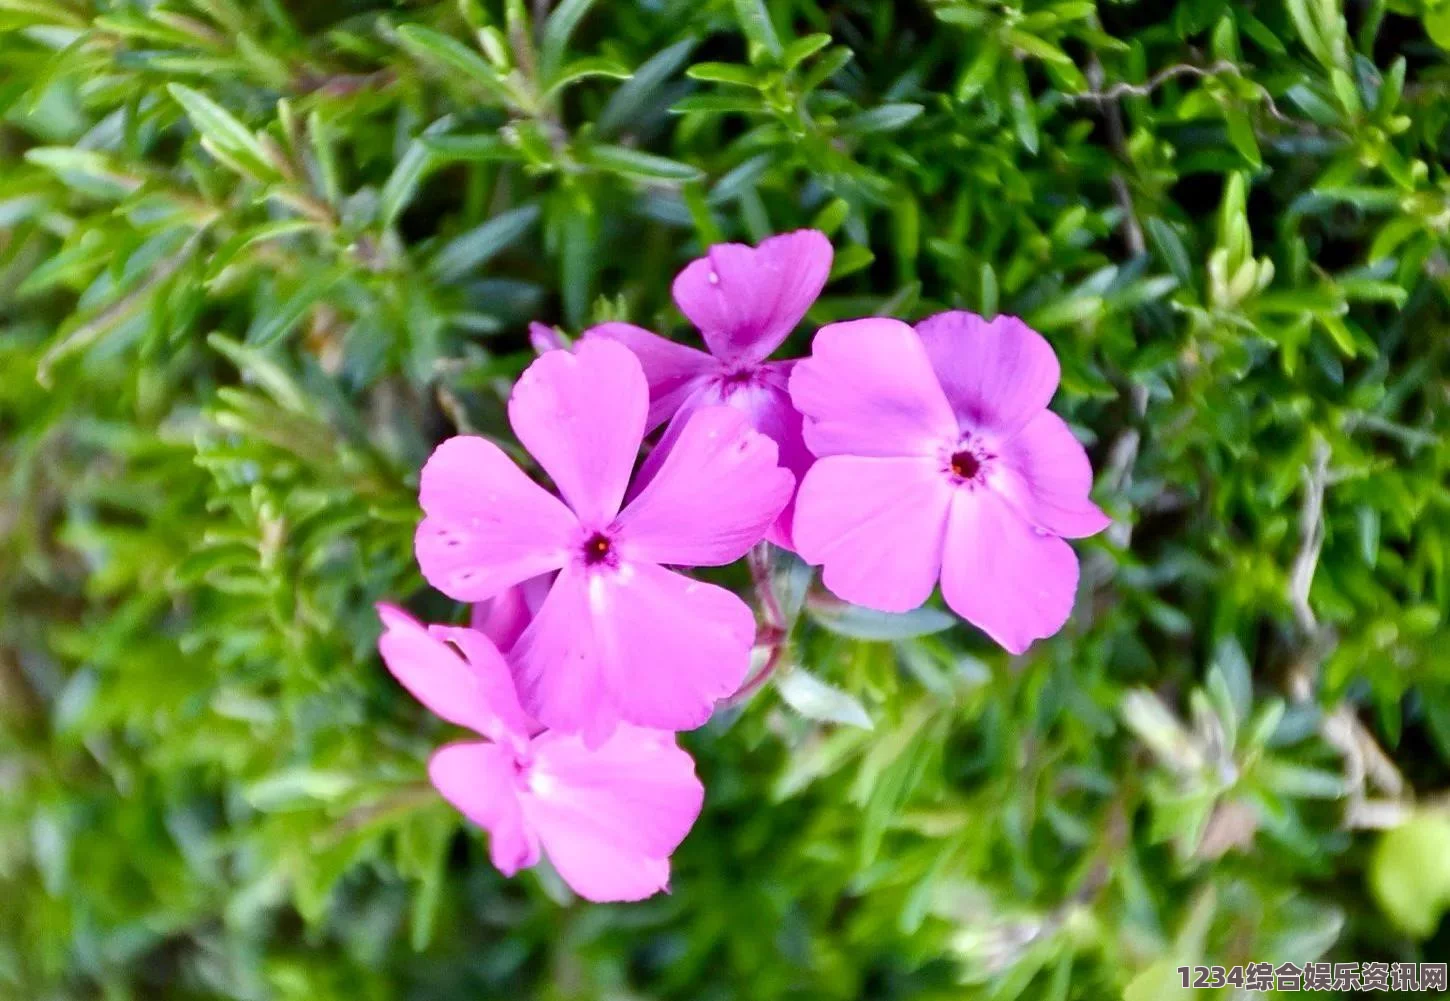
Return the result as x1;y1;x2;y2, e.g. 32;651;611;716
415;338;794;743
376;604;703;902
788;311;1111;654
585;230;832;550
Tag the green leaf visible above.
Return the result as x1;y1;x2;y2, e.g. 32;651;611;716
843;102;923;134
811;197;851;235
955;39;1001;102
247;269;339;347
1123;961;1187;1001
1259;761;1347;799
808;600;955;641
24;147;141;198
797;46;853;91
598;37;696;134
1224;105;1262;167
429;204;541;280
776;668;873;729
208;333;310;414
395;24;510;100
1330;67;1361;115
686;62;760;87
540;0;601;84
542;55;630;97
672;93;763;114
167;84;274;177
1286;0;1332;67
1007;60;1039;154
782;33;831;71
379;117;455;227
1005;29;1074;67
1028;294;1103;331
979;262;999;317
1370;814;1450;938
732;0;782;60
307;109;341;204
829;243;874;279
581;144;703;181
1146;217;1193;285
1427;7;1450;50
244;769;358;811
935;6;990;27
423;135;516;163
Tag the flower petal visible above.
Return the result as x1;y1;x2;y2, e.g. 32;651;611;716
585;322;716;431
415;436;576;602
793;456;952;613
616;405;793;567
538;829;671;903
429;741;539;876
522;726;701;902
940;488;1080;654
508;565;615;743
672;230;832;365
790;318;957;459
470;574;554;652
528;321;567;355
914;311;1060;436
707;364;812;550
508;339;647;526
511;562;755;741
376;604;533;742
528;725;702;858
994;411;1111;539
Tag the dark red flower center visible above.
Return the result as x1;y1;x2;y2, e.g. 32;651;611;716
950;450;981;480
582;532;613;565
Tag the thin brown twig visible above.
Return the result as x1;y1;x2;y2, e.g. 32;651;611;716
1282;438;1407;826
1086;55;1145;258
1070;59;1243;104
1287;438;1331;637
1069;58;1311;133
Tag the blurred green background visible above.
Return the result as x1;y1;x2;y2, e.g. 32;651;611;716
3;0;1450;998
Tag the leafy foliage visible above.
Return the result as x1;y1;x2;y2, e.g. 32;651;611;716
3;0;1449;998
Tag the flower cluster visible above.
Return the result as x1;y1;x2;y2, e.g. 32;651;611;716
377;230;1108;901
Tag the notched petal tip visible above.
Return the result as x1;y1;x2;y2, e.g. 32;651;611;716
507;337;649;526
673;230;834;364
913;310;1062;436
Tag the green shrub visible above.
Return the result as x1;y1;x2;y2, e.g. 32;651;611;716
3;0;1449;998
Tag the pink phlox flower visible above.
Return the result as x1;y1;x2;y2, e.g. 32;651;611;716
376;604;704;903
414;338;794;744
788;311;1111;654
585;229;833;550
